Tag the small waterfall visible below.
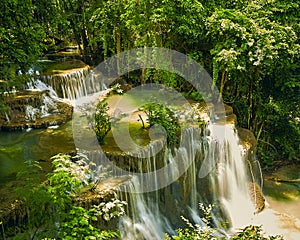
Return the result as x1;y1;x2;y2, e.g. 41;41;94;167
27;79;59;99
24;94;57;121
0;86;73;130
5;112;10;123
39;67;106;100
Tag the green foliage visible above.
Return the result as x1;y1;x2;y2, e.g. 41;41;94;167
15;160;54;237
231;225;284;240
145;69;179;88
140;103;180;145
205;0;300;165
184;91;204;102
0;0;47;79
90;0;204;58
47;154;83;209
111;83;124;95
165;203;217;240
165;204;283;240
11;154;124;239
94;102;111;145
59;205;121;240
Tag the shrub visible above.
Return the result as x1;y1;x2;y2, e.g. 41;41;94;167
11;154;124;239
165;204;284;240
94;102;111;144
140;102;180;146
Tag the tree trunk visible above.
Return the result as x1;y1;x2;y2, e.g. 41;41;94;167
116;27;121;76
248;77;254;131
218;70;228;102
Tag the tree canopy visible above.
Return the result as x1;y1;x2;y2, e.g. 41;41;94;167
0;0;299;166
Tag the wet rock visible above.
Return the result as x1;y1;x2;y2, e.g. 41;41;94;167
76;176;132;208
237;127;257;152
0;90;73;131
248;182;266;213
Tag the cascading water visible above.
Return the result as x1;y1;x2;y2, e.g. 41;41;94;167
203;124;255;230
24;94;58;121
39;67;106;100
63;71;261;238
3;48;296;239
26;62;263;239
27;79;59;99
113;122;259;239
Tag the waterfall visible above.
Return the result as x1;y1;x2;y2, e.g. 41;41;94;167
112;122;258;239
39;67;106;100
24;94;58;121
26;58;261;237
27;79;59;99
203;124;255;230
31;64;261;237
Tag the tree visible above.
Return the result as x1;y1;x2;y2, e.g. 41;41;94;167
205;0;300;164
0;0;47;82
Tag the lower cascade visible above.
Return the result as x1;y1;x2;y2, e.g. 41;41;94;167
113;122;263;239
0;88;73;130
81;120;263;239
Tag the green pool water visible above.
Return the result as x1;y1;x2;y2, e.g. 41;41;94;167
0;121;76;193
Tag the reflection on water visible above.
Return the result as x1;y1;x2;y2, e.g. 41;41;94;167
264;165;300;199
264;165;300;219
0;121;75;189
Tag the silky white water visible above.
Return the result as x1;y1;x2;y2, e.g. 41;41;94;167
116;122;257;239
39;67;105;100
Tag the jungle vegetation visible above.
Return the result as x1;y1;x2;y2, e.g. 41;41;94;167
0;0;299;166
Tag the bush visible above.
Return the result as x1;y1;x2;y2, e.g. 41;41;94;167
11;154;124;239
165;204;284;240
231;225;284;240
140;102;180;146
94;102;111;144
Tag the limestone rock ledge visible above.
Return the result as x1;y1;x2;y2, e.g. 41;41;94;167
0;90;73;131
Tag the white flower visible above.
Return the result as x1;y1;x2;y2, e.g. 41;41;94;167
105;201;115;209
248;39;254;47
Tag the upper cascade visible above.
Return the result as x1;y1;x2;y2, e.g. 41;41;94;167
39;64;106;100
